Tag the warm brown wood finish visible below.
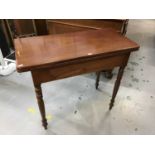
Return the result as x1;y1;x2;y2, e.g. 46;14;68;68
14;29;139;129
47;19;128;79
47;19;127;34
13;19;36;37
31;54;126;84
109;66;126;110
34;84;48;129
15;29;137;72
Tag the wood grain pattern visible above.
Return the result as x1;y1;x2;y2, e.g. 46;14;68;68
31;54;126;85
47;19;126;34
14;29;139;72
13;19;36;36
46;19;129;80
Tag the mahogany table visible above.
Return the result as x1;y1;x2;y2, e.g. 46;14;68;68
14;29;139;129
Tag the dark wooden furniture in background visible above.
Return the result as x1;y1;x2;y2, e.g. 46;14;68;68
2;19;128;47
14;29;139;129
0;20;14;49
0;21;10;57
1;19;48;49
34;19;48;35
13;19;48;37
47;19;128;35
13;19;37;37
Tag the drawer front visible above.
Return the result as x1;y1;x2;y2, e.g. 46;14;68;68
31;54;128;85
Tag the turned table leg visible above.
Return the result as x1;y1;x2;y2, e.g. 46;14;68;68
109;66;125;110
34;84;48;129
95;71;101;89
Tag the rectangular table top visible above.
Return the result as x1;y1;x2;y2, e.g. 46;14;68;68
14;29;139;72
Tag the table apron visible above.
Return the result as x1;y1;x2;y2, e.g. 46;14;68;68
31;54;128;85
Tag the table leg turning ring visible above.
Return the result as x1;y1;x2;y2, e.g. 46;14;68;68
34;84;48;129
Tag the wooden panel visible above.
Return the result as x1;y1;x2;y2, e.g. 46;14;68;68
48;22;91;34
47;19;125;35
31;54;126;84
13;19;35;36
34;19;48;35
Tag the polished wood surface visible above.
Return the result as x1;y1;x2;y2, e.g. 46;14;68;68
15;29;139;129
47;19;129;79
15;29;138;72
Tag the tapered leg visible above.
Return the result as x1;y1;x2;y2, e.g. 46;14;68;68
34;84;48;129
109;66;125;110
95;71;101;89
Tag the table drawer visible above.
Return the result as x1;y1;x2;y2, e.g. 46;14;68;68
31;54;128;85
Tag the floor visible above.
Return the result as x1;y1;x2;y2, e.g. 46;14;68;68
0;20;155;135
